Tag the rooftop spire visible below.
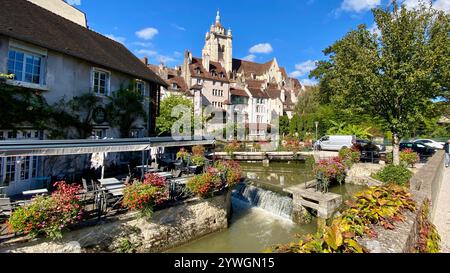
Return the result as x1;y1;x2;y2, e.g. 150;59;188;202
216;10;221;24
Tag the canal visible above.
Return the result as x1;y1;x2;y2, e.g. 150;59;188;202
168;160;366;253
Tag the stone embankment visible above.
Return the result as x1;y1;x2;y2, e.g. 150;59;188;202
356;151;445;253
0;191;232;253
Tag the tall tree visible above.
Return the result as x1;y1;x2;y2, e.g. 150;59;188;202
156;95;193;136
311;1;449;165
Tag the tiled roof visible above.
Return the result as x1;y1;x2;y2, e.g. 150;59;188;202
280;67;288;79
230;88;249;97
232;59;273;76
247;87;269;99
0;0;166;86
189;57;230;82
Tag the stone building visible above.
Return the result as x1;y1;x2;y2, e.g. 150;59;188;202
145;11;305;139
0;0;166;195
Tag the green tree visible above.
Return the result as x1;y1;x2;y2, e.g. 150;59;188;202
106;89;147;138
156;95;193;136
311;1;449;165
279;115;290;136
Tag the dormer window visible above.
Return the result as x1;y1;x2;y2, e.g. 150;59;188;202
195;68;201;75
172;83;178;90
219;73;224;78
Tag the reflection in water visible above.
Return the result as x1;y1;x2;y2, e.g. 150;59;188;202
240;161;315;189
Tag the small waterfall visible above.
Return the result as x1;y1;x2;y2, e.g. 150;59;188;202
232;183;293;220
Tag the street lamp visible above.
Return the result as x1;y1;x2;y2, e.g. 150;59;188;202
315;121;319;142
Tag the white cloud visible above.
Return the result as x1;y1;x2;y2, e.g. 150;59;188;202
434;0;450;12
290;60;318;78
136;27;159;40
340;0;381;12
156;55;176;64
172;24;186;31
135;49;158;56
368;23;381;36
300;78;318;86
105;34;126;44
400;0;450;12
249;43;273;54
242;54;257;62
65;0;81;5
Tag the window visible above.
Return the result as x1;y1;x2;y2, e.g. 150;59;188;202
135;80;146;97
92;129;105;139
172;83;178;90
0;132;3;140
7;49;45;85
19;157;30;181
130;129;141;138
5;158;16;183
196;79;202;85
195;68;201;75
7;131;17;139
92;69;110;95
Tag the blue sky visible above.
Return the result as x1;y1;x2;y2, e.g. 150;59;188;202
66;0;450;85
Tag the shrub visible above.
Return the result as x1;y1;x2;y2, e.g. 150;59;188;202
176;148;190;161
215;161;242;187
122;174;168;218
187;168;222;198
224;141;242;156
192;145;205;156
283;137;303;154
271;184;416;253
400;148;420;168
338;146;361;168
416;201;441;253
191;155;206;167
372;164;413;186
7;182;83;240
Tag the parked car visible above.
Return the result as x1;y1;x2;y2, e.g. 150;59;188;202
359;142;382;164
314;135;356;151
412;139;445;150
356;139;386;152
400;142;436;158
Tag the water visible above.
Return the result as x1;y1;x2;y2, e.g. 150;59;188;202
240;161;315;190
167;199;317;253
233;183;293;219
168;160;366;253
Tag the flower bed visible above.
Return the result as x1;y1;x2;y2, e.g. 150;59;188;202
314;157;347;185
122;173;169;218
7;182;83;240
271;184;417;253
187;167;222;198
400;148;420;168
187;161;242;198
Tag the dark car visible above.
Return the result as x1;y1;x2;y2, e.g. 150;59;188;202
400;142;436;159
359;142;382;164
355;139;386;152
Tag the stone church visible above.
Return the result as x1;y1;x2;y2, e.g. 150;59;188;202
146;11;304;139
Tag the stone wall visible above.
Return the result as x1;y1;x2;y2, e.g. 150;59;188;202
0;191;232;253
357;151;445;253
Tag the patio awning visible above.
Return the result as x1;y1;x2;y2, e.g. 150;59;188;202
0;137;216;157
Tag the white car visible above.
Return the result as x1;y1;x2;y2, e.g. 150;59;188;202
413;139;444;150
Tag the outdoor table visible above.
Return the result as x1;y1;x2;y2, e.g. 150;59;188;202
109;189;124;197
23;189;49;196
136;165;159;173
103;184;125;191
156;172;173;179
98;178;122;186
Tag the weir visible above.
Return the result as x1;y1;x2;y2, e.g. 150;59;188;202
232;183;293;220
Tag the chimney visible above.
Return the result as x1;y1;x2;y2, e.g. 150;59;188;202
141;56;148;66
202;53;210;72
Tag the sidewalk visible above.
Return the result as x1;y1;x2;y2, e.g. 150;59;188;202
433;167;450;253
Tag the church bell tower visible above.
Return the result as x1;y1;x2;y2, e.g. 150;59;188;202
202;10;233;75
